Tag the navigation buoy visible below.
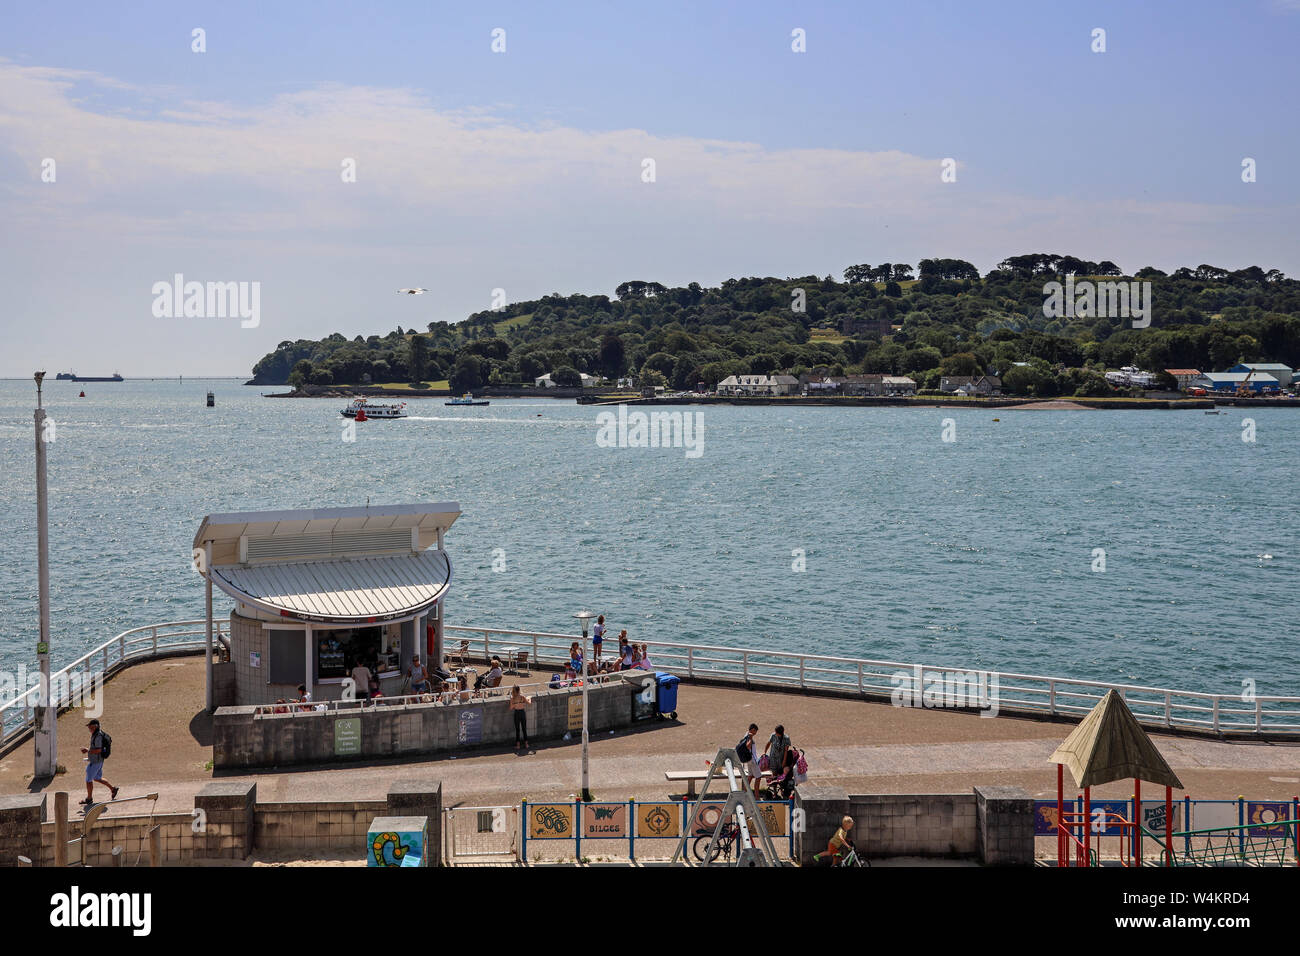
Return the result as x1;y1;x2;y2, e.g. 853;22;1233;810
992;417;999;421
355;408;368;422
79;391;85;397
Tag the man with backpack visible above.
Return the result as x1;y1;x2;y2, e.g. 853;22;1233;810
80;719;118;806
736;723;761;794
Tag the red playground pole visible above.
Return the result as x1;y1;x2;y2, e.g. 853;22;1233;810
1134;778;1142;866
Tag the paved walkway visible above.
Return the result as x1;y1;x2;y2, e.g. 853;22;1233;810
2;656;1297;820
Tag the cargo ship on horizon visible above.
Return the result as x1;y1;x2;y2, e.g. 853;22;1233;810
55;371;124;382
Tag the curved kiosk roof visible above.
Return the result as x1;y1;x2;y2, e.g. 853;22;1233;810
193;502;459;624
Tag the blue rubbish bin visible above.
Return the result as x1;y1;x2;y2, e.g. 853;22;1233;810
655;672;679;720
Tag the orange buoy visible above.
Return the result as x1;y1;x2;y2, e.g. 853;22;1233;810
355;408;368;422
79;391;85;397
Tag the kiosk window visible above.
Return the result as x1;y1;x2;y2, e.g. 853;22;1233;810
315;627;382;678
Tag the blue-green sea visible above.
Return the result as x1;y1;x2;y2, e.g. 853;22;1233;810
0;379;1295;697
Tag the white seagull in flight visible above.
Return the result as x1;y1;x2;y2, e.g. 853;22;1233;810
397;288;428;295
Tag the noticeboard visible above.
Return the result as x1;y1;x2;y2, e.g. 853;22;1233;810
457;706;483;745
334;717;362;756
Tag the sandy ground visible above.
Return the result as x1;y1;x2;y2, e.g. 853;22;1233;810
3;655;1297;822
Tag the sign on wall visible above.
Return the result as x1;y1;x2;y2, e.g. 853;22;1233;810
528;804;574;840
1139;802;1181;836
636;802;680;839
249;651;261;668
1247;801;1293;837
567;695;583;732
583;803;627;839
457;706;483;745
334;717;361;756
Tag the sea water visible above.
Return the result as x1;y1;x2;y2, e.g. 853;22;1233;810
0;378;1295;697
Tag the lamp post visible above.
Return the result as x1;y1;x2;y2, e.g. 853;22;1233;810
33;371;57;778
573;610;595;802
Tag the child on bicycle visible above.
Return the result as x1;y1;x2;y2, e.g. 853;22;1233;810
813;815;856;866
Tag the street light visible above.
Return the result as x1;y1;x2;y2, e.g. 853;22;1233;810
33;371;56;778
573;610;596;802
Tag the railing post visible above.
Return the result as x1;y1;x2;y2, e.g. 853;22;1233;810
857;662;863;694
1212;698;1220;733
151;626;158;656
687;648;694;678
1164;693;1171;728
742;652;748;684
1049;680;1056;715
799;657;805;689
1255;698;1262;733
484;632;491;662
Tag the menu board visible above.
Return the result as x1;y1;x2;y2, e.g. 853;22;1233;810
317;635;346;679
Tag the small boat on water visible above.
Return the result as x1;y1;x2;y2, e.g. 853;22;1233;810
445;393;489;406
341;398;407;419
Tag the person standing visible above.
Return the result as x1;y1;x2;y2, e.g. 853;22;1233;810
80;719;118;806
737;723;761;794
592;615;606;661
509;685;532;750
350;659;372;702
407;656;430;694
766;724;791;780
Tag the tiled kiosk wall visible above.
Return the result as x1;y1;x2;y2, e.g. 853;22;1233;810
0;780;443;866
794;785;1034;865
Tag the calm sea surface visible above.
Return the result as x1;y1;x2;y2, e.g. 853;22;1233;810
0;379;1295;697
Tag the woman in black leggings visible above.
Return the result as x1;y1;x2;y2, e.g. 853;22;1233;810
509;685;531;750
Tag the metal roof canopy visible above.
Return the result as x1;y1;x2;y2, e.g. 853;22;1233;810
1049;689;1184;790
194;502;459;624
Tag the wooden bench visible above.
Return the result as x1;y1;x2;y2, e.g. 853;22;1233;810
665;769;772;798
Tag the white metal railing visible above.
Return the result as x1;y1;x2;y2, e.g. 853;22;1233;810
4;620;1297;740
248;672;631;718
443;626;1300;736
0;619;230;747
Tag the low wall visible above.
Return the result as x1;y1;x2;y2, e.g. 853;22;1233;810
794;786;1033;865
1;780;444;867
213;675;641;770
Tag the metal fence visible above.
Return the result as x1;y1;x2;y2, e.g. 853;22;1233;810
0;619;229;748
444;805;518;862
445;626;1300;735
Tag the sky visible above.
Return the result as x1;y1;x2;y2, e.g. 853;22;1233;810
1;0;1297;377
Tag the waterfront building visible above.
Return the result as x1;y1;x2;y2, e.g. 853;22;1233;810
939;375;1002;396
1163;369;1209;391
1226;363;1294;388
1203;371;1280;392
535;372;599;388
192;503;458;709
881;375;918;396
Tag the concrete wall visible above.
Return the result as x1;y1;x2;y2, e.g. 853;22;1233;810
213;676;638;770
794;786;1033;865
849;793;978;858
0;793;45;866
38;813;195;867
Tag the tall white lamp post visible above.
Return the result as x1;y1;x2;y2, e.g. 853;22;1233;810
33;371;57;778
573;610;595;802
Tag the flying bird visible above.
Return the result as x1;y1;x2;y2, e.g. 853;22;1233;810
397;288;428;295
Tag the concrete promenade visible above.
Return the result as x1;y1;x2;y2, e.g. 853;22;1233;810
2;655;1297;822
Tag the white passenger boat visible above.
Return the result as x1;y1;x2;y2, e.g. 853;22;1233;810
341;398;408;419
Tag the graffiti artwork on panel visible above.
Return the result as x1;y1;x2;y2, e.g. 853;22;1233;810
637;802;680;838
368;824;427;867
529;803;574;839
583;803;627;839
1034;802;1061;836
755;802;786;836
1140;802;1181;836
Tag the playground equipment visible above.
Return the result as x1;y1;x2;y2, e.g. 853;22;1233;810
1051;689;1183;866
671;748;781;866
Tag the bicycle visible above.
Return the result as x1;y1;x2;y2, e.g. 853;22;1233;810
692;819;740;863
837;844;869;867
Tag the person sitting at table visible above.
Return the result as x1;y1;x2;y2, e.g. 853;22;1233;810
457;673;471;703
407;656;430;695
476;657;503;690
